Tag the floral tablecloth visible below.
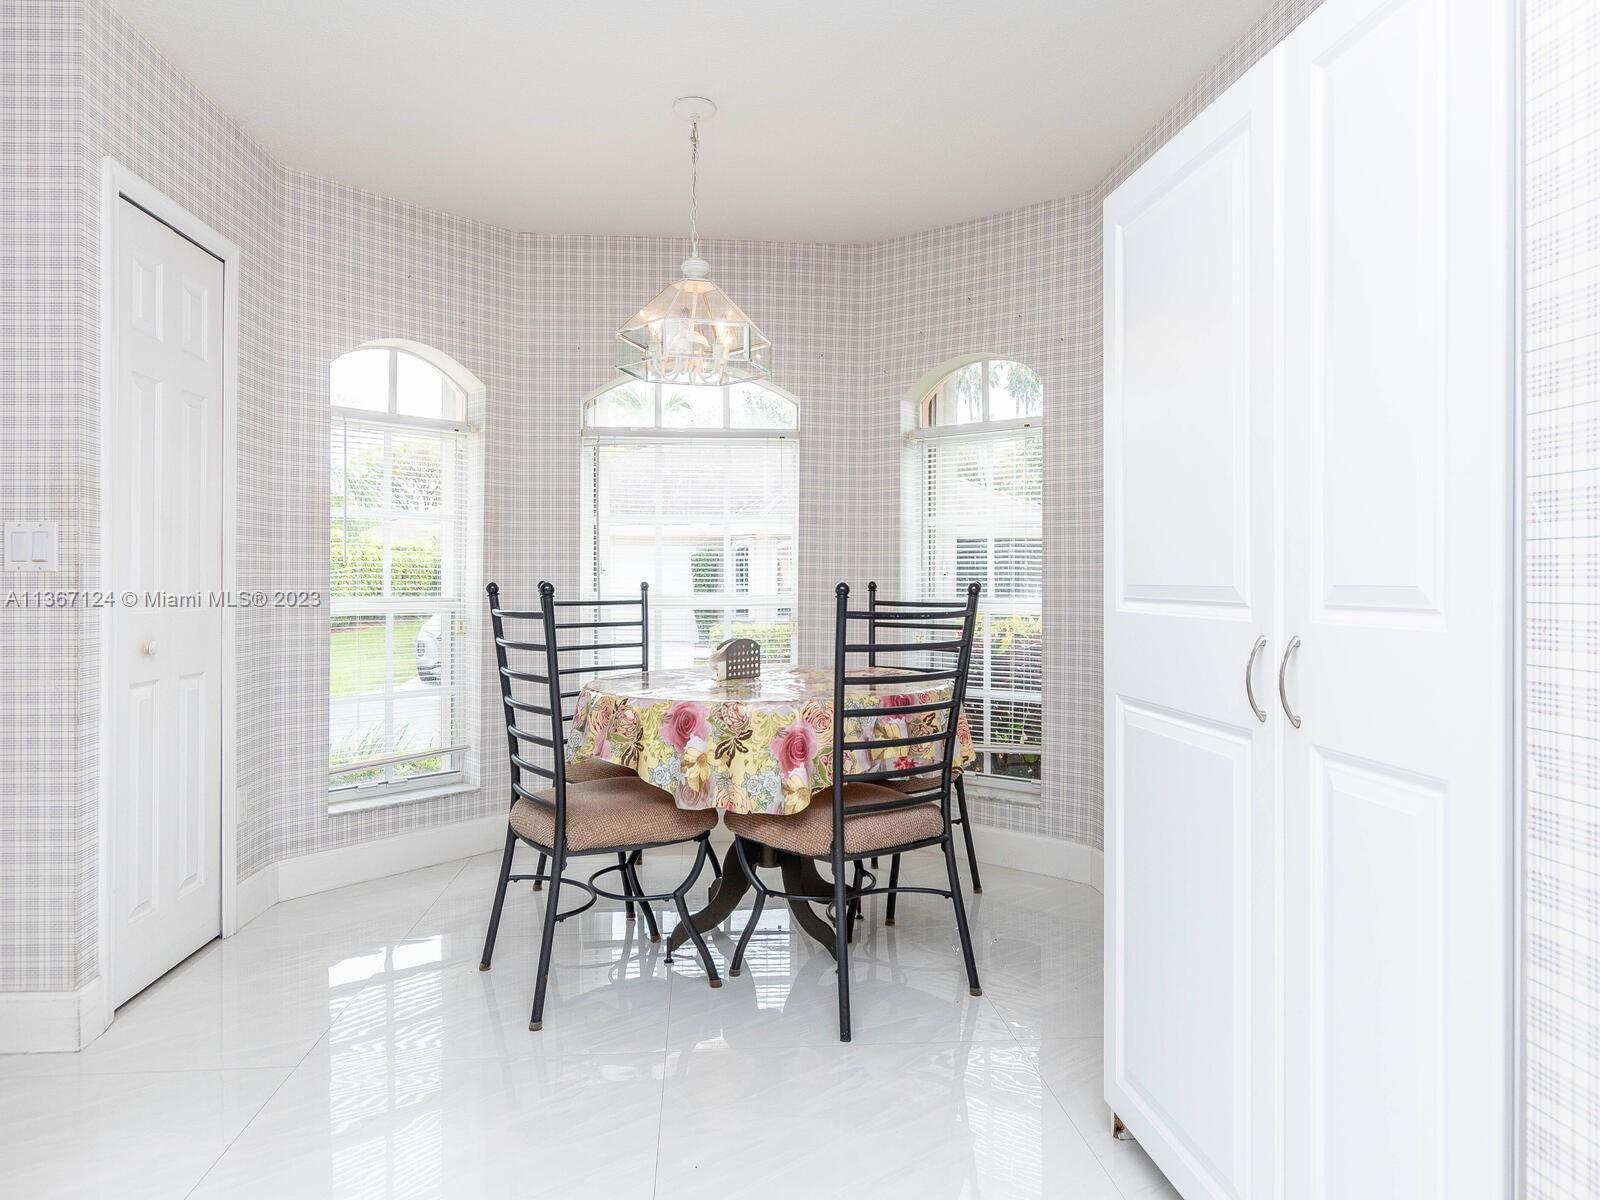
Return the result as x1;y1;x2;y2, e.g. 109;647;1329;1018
567;667;975;815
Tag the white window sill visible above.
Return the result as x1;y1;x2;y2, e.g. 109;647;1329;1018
964;777;1043;807
327;777;478;817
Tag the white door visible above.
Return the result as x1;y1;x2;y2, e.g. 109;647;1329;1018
106;196;226;1007
1280;0;1513;1195
1103;58;1281;1200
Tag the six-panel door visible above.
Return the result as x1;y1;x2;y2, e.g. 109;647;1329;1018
107;196;226;1007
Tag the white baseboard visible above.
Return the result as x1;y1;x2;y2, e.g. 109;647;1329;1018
970;824;1103;889
233;862;279;932
273;813;505;904
0;977;110;1053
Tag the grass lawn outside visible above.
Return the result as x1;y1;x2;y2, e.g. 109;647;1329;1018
331;616;426;696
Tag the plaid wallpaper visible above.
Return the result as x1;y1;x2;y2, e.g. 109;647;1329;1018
1;0;90;993
1524;1;1599;1196
2;0;1331;994
16;2;1594;1193
864;0;1329;849
865;198;1100;845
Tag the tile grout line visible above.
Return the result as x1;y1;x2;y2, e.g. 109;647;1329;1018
650;932;677;1200
1031;1036;1169;1200
179;854;476;1199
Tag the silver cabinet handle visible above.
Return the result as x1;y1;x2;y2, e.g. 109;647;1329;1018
1278;635;1301;728
1245;635;1268;723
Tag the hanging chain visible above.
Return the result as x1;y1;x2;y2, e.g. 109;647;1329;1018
688;119;701;259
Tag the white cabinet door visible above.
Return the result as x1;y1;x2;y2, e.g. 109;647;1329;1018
106;197;226;1007
1280;0;1513;1195
1103;57;1281;1200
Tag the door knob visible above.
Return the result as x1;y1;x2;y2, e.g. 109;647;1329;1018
1244;635;1268;723
140;640;157;657
1278;635;1301;728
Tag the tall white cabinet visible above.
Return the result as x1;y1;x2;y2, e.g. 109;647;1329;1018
1102;0;1514;1196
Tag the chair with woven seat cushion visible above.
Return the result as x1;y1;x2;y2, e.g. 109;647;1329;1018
725;581;983;1042
562;757;637;784
526;581;720;906
866;581;982;901
479;582;722;1032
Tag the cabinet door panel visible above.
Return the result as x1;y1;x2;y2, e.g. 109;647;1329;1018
1281;0;1513;1196
1104;55;1280;1200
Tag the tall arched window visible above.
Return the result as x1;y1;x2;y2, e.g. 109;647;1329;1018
906;358;1043;788
329;343;478;806
581;379;799;668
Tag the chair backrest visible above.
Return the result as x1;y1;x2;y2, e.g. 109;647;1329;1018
486;581;649;837
830;581;981;841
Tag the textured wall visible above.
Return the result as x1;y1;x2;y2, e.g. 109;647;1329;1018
864;199;1100;844
863;0;1328;850
77;0;287;976
276;185;870;865
1524;1;1600;1195
2;0;1327;998
1;0;92;993
0;0;878;995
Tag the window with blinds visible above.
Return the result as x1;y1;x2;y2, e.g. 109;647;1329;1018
581;380;799;669
329;345;472;803
909;359;1043;786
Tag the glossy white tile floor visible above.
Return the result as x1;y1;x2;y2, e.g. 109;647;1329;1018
0;844;1179;1200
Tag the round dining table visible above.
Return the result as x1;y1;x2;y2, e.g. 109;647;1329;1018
567;665;975;956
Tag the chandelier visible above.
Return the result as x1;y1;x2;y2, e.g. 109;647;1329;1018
615;97;770;386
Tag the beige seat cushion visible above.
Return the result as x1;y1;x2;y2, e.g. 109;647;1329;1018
510;777;716;853
883;772;947;796
725;784;946;858
564;757;637;784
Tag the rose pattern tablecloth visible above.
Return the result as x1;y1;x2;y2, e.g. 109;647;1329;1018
567;667;975;814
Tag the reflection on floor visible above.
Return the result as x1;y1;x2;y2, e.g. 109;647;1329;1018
0;843;1179;1199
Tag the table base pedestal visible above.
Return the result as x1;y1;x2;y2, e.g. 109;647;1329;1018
667;840;842;959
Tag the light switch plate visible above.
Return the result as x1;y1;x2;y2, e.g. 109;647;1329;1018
4;522;57;572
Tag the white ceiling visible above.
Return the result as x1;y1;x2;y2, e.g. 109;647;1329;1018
111;0;1274;244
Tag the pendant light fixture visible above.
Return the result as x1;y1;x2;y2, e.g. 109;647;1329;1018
615;97;770;386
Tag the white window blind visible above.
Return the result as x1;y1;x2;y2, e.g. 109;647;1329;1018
329;347;471;801
582;381;799;669
910;361;1043;785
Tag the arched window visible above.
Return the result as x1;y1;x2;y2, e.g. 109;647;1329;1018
329;343;478;806
906;358;1043;788
581;379;799;668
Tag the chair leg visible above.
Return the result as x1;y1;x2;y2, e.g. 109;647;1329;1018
626;852;660;942
885;854;902;926
955;774;982;894
709;847;723;879
669;838;721;987
532;851;547;891
730;888;765;977
848;861;865;940
479;825;517;970
833;853;852;1042
942;834;982;997
617;852;636;921
529;847;565;1030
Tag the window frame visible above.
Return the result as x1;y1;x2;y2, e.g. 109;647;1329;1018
328;343;479;812
581;378;800;671
905;357;1044;800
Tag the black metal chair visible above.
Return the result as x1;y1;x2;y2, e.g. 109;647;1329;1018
724;581;983;1042
867;580;984;924
527;580;720;904
479;581;722;1031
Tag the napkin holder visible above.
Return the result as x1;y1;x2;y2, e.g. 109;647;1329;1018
711;637;761;681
